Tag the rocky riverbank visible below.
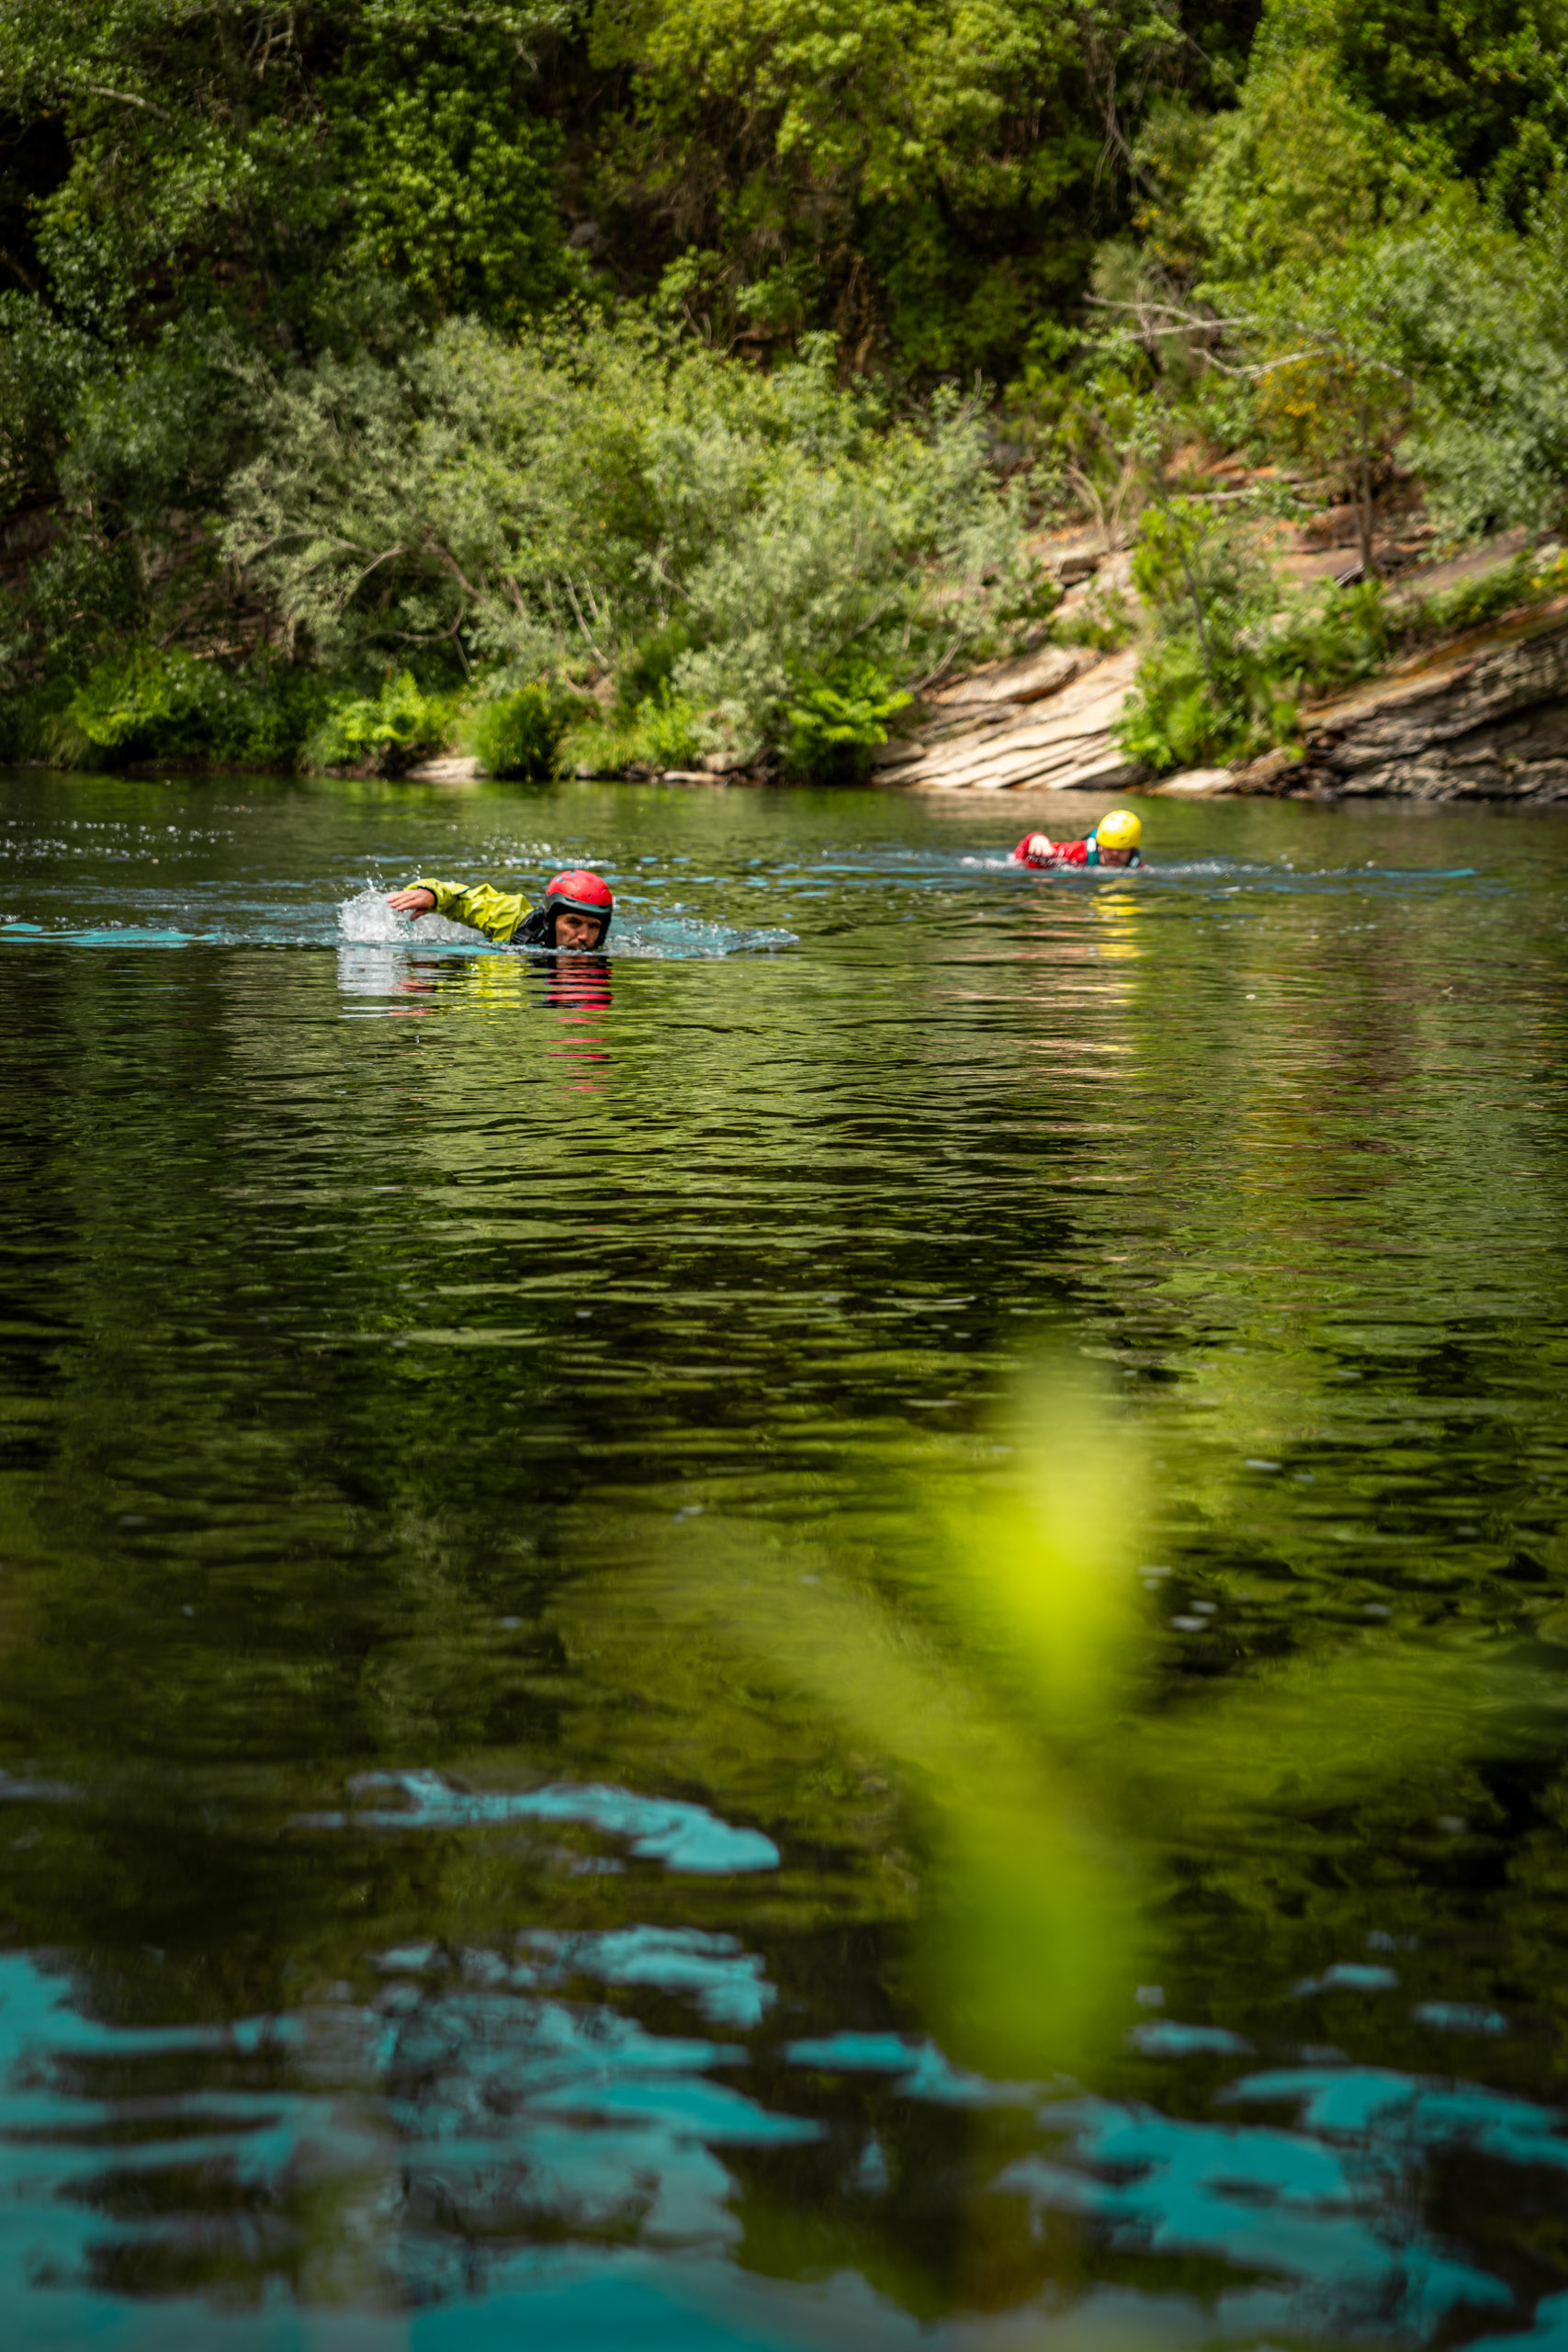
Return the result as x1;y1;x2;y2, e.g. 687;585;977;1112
1224;595;1568;801
399;545;1568;801
871;582;1568;804
869;641;1143;794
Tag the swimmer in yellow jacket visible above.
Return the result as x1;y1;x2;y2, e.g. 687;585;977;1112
387;867;614;950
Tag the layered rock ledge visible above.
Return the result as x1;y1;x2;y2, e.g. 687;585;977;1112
1226;597;1568;800
872;643;1143;794
872;597;1568;801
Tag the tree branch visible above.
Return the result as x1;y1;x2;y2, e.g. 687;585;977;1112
0;244;38;295
908;632;967;695
428;539;479;603
561;572;610;667
82;85;170;120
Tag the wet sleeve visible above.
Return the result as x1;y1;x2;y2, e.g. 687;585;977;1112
412;877;532;944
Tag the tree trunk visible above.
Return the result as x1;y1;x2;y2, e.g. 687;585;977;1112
1355;397;1378;580
1176;520;1217;690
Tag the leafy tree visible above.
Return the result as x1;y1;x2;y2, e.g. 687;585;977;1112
1187;46;1439;282
0;2;576;346
1372;192;1568;539
1245;0;1568;219
0;3;585;685
0;0;1242;390
1246;248;1416;577
1202;195;1568;557
326;13;578;327
1162;52;1568;564
589;0;1223;373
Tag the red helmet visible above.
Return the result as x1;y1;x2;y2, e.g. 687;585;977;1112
542;868;613;944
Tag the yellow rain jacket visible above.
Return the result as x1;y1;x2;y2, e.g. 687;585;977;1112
412;876;532;944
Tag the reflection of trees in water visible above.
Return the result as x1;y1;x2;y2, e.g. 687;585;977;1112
3;1448;1560;2328
6;831;1568;2331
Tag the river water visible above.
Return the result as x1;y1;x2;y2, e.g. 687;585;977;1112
2;768;1568;2350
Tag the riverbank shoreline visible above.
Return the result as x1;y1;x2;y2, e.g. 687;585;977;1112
15;571;1568;804
862;545;1568;803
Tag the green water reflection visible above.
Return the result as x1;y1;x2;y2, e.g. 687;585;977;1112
2;771;1568;2346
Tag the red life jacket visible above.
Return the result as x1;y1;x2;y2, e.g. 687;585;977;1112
1012;832;1139;869
1013;833;1089;868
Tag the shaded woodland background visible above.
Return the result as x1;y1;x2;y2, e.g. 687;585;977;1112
2;0;1566;777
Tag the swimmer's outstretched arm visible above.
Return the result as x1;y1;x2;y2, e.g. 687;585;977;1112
385;876;533;943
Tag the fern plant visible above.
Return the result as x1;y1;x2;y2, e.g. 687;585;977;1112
303;673;457;775
784;660;911;781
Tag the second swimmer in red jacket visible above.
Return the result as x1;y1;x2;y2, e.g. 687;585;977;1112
1013;808;1143;869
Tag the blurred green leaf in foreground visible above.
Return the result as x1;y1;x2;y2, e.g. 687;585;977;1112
644;1365;1541;2086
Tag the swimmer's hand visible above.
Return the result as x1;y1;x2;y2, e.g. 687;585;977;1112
1019;834;1054;865
388;887;436;916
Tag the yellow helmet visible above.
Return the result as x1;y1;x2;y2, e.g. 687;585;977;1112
1095;808;1142;852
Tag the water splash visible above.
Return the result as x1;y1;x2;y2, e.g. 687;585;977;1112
338;886;796;958
338;888;490;950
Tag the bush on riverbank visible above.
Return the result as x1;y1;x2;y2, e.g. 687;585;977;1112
12;650;327;774
303;674;462;777
220;319;1045;775
558;687;711;781
473;684;588;781
0;310;1055;778
1119;519;1568;778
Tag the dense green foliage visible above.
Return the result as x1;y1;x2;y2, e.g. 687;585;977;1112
784;662;914;780
39;646;329;772
1117;499;1298;771
304;671;461;775
215;316;1041;765
1121;519;1568;775
473;681;586;779
1;0;1567;775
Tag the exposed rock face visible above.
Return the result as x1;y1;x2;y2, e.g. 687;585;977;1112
929;641;1086;708
875;598;1568;801
1235;602;1568;800
405;754;482;783
874;646;1144;792
1145;767;1235;797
